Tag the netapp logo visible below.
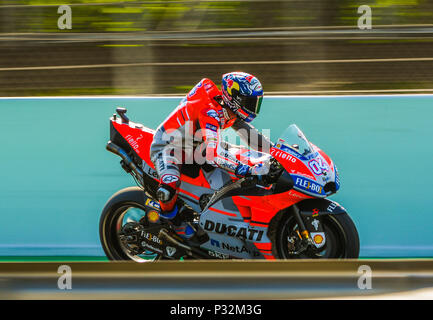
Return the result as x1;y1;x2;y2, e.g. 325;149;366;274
204;220;264;241
210;239;260;257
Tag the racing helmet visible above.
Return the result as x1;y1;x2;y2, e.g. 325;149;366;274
221;72;263;123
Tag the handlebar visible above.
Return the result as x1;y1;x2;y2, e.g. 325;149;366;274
244;158;284;187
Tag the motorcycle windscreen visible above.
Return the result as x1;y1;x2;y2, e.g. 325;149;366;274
274;124;314;157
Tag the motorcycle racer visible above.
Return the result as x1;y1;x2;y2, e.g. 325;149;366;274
149;71;272;239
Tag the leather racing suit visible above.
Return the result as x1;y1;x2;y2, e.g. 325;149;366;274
150;78;272;214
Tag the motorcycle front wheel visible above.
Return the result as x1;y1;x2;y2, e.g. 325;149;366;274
99;186;163;262
275;212;360;259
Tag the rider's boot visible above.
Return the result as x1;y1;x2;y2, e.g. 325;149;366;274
161;203;211;243
156;183;210;242
157;194;197;240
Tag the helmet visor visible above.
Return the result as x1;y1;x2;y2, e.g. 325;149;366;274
239;95;263;115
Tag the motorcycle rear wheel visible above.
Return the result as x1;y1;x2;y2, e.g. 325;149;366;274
99;186;163;262
275;213;360;259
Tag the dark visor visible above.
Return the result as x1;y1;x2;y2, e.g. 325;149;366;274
239;95;263;115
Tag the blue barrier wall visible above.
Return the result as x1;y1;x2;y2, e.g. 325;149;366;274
1;95;432;257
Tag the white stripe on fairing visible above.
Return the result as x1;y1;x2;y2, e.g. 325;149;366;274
176;117;182;127
184;107;190;120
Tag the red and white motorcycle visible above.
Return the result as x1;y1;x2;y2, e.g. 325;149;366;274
100;108;360;261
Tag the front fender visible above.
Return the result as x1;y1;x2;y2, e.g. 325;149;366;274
296;198;347;216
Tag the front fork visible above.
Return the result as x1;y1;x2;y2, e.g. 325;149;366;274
293;205;326;251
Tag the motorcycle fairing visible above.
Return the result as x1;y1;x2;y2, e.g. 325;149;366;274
110;117;155;168
291;174;327;198
201;233;263;259
297;198;347;216
194;168;277;259
177;180;213;213
272;141;338;198
198;196;271;259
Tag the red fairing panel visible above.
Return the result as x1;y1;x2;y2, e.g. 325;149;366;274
112;120;155;168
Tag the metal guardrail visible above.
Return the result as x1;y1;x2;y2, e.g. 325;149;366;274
0;259;432;299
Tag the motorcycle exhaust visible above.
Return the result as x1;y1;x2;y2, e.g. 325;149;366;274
106;141;144;185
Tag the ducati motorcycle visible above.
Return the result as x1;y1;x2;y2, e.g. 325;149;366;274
99;108;360;261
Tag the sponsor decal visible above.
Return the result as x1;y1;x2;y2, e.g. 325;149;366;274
125;134;143;154
210;239;220;247
310;232;326;248
270;149;297;163
206;110;220;122
334;165;340;189
311;219;320;231
141;232;163;245
226;79;239;96
161;174;179;184
144;164;158;179
293;175;325;195
147;210;160;223
327;202;338;212
313;234;323;244
157;153;165;171
145;198;160;210
217;161;237;172
274;143;318;161
166;246;177;257
204;220;264;241
312;208;320;217
287;190;306;199
253;83;262;91
207;250;230;259
219;151;241;164
205;123;218;132
210;240;260;257
140;242;163;253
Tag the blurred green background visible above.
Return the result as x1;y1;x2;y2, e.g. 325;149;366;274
1;0;433;96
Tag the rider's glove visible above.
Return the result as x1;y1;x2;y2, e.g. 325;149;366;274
235;163;269;182
234;164;251;178
250;162;269;176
